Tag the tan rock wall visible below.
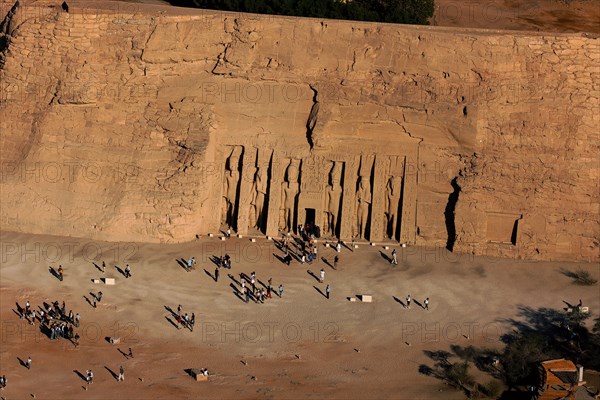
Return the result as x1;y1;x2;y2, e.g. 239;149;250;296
0;1;598;261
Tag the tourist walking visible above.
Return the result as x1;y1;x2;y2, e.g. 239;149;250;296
391;249;398;265
177;304;182;317
58;265;64;281
320;268;325;283
336;241;341;253
326;284;330;299
424;297;429;310
313;246;318;263
118;366;124;382
26;355;31;369
333;255;339;270
97;291;103;302
102;261;106;274
406;294;411;309
215;267;219;282
128;347;134;358
190;313;195;331
187;257;195;271
86;370;93;384
124;264;131;278
0;375;6;389
268;278;272;289
278;284;283;298
75;313;80;327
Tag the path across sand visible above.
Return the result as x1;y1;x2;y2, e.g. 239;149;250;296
0;231;598;399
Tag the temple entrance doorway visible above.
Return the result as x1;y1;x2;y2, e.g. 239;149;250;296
305;208;315;227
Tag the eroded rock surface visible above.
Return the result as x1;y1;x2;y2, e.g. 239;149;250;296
0;1;598;261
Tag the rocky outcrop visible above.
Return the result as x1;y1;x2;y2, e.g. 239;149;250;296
0;1;598;261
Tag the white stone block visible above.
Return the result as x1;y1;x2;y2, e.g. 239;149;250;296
190;369;208;382
251;238;256;242
361;295;372;302
354;245;359;249
109;336;120;344
104;278;115;285
581;306;589;313
325;243;330;247
208;233;214;237
370;243;376;246
349;297;357;302
92;279;101;284
384;246;390;250
237;234;243;238
220;237;226;241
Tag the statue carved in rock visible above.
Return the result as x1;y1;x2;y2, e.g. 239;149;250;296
385;176;401;240
356;175;371;239
324;163;342;237
222;152;240;228
280;161;300;233
250;166;268;230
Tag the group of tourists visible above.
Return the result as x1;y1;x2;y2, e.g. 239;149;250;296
219;254;232;269
43;300;81;343
239;271;274;303
175;304;196;331
404;294;430;310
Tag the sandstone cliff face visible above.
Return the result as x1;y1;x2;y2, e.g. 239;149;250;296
0;1;598;261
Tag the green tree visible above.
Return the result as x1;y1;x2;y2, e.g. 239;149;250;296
173;0;435;25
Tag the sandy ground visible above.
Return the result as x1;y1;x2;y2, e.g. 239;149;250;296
433;0;600;33
0;230;598;399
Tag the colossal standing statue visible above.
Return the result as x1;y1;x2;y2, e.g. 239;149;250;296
324;163;343;236
250;166;268;230
222;152;240;227
280;161;300;232
386;176;401;240
356;175;372;239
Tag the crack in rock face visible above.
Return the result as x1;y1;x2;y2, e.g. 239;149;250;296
306;85;319;150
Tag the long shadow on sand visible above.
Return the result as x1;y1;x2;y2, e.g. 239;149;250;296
73;369;87;382
105;366;119;381
313;286;326;298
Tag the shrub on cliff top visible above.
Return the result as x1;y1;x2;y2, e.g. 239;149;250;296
171;0;435;26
